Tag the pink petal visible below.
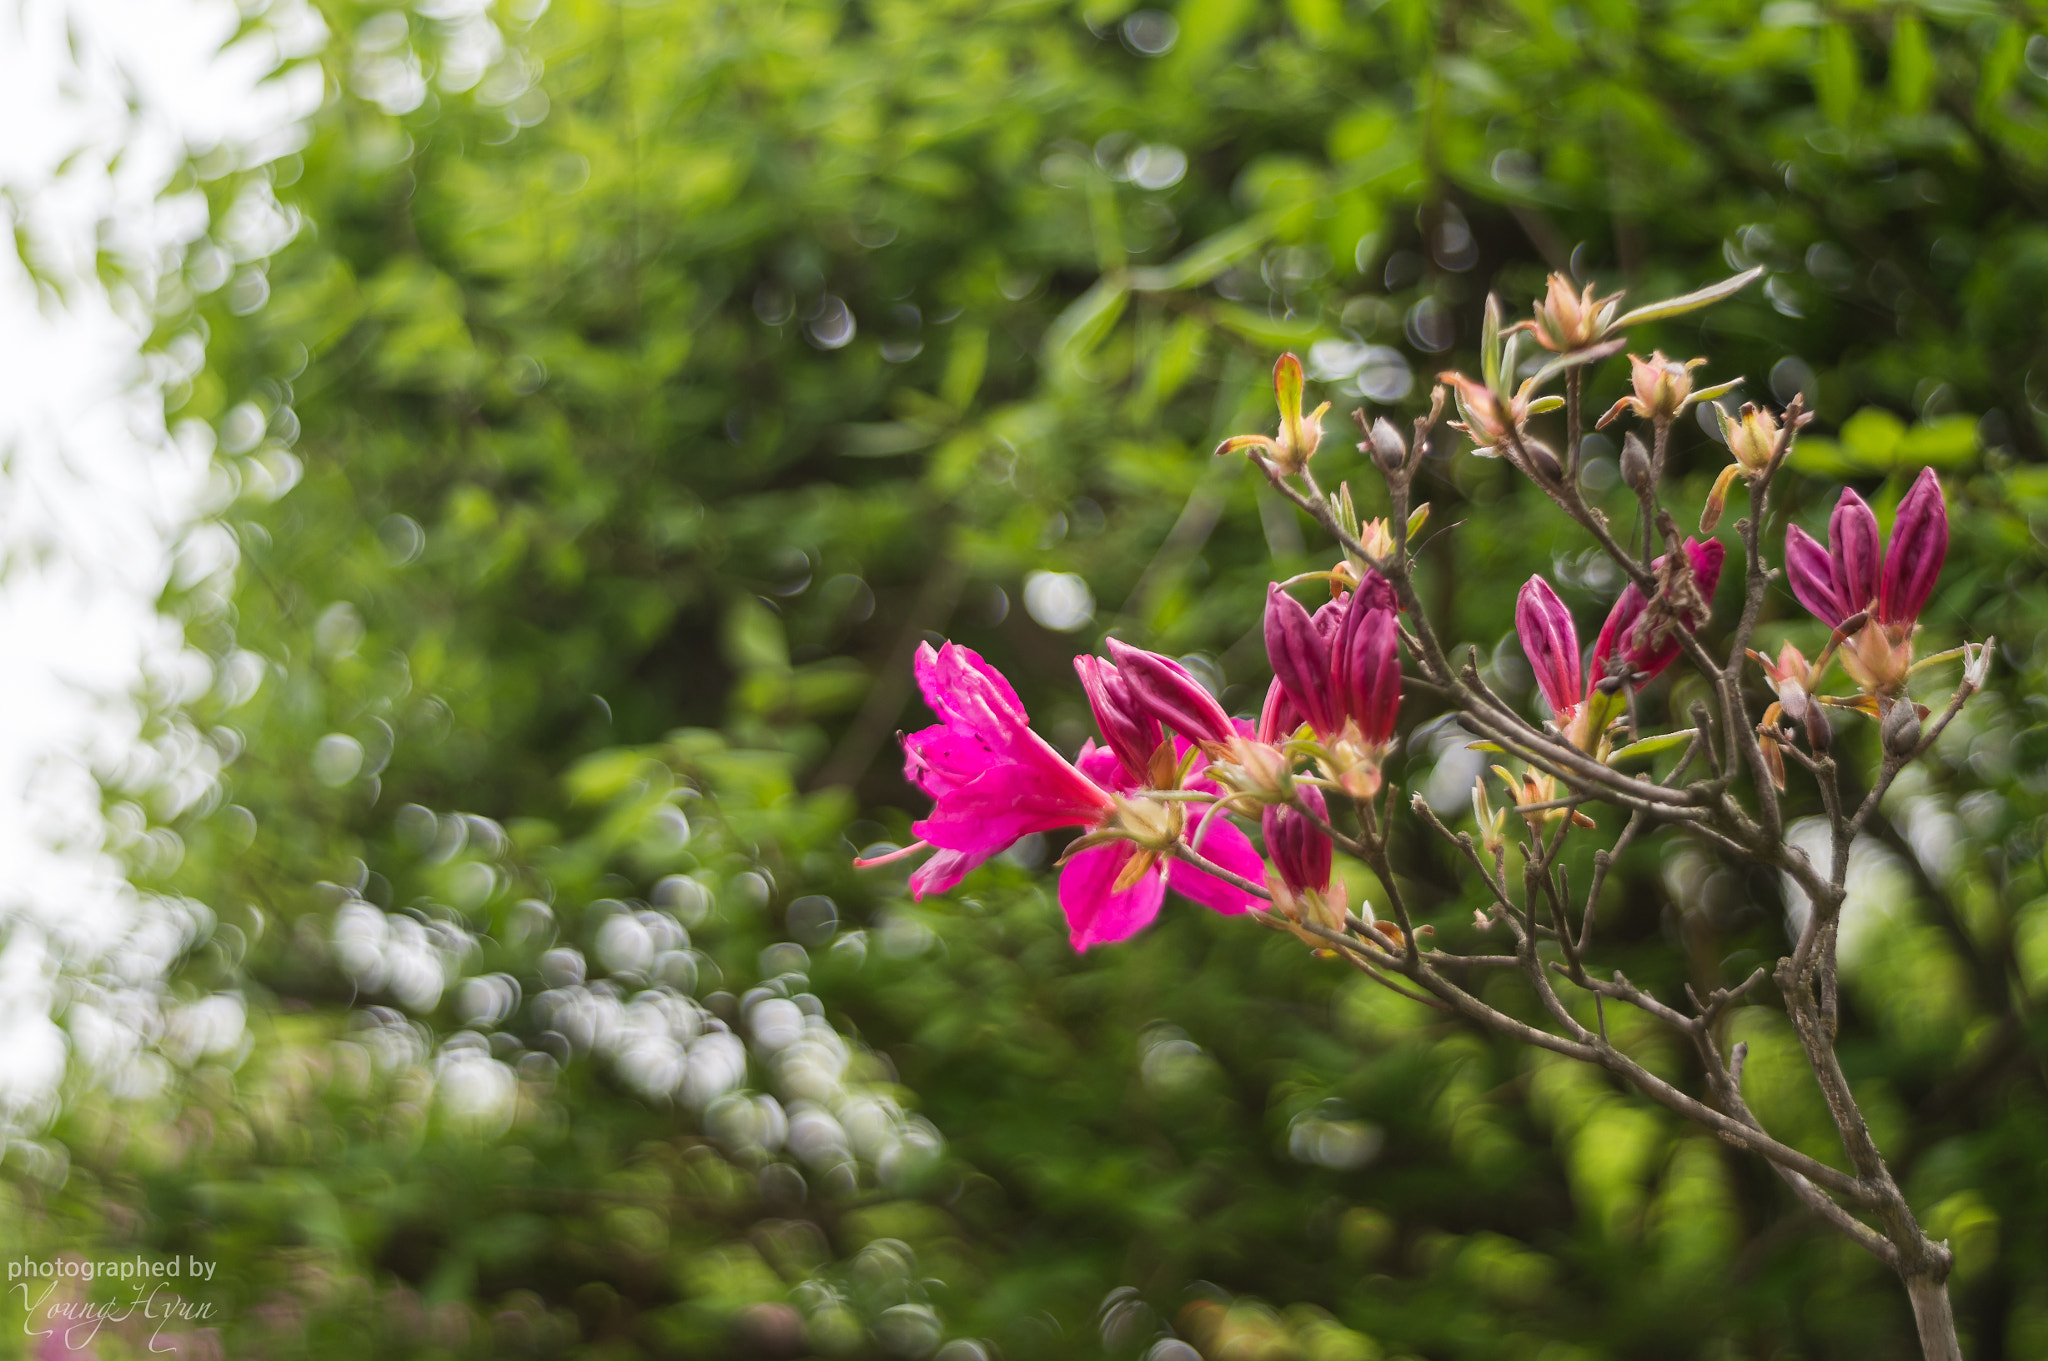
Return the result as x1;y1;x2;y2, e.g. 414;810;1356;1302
1878;467;1947;627
1785;523;1848;628
908;848;988;898
1829;489;1882;616
1171;809;1267;915
1060;843;1167;950
1515;575;1582;714
1076;739;1136;792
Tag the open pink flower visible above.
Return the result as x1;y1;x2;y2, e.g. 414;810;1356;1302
867;641;1263;952
864;641;1115;897
1061;731;1267;950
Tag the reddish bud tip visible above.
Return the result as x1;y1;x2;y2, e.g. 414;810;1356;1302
1074;654;1165;778
1877;467;1947;628
1262;785;1333;895
1265;584;1341;737
1515;576;1582;716
1828;488;1881;619
1784;523;1848;629
1333;599;1401;746
1103;639;1235;748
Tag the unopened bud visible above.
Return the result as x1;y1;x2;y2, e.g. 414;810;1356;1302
1803;700;1832;753
1701;462;1741;534
1367;417;1406;472
1880;701;1922;758
1522;437;1564;483
1621;432;1652;492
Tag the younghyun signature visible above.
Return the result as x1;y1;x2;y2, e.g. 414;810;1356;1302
14;1277;220;1354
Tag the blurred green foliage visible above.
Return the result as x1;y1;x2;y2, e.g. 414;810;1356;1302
9;0;2048;1357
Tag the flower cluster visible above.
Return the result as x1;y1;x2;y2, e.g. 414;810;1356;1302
850;265;1988;1347
859;272;1972;971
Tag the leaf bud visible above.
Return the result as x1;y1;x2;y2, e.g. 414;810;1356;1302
1880;700;1922;758
1367;417;1406;472
1620;431;1652;492
1521;437;1564;484
1803;699;1832;753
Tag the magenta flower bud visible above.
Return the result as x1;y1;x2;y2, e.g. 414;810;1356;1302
1784;524;1848;628
1311;596;1347;638
1262;784;1333;895
1334;600;1401;745
1265;584;1342;736
1351;568;1399;616
1103;639;1235;748
1828;489;1882;619
1074;655;1164;777
1515;575;1582;716
1590;538;1725;685
1877;467;1947;628
1257;677;1300;745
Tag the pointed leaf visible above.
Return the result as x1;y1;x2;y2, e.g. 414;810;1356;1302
1609;266;1766;328
1605;728;1699;764
1126;215;1278;292
1525;334;1630;390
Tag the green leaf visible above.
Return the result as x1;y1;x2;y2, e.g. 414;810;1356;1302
1127;216;1277;293
1041;277;1130;368
1890;15;1934;115
1525;335;1629;391
1813;23;1861;128
1606;729;1698;764
1896;414;1979;470
1608;267;1765;328
1208;303;1327;349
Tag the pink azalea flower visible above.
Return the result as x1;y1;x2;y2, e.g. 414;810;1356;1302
867;641;1265;951
863;641;1115;897
1060;732;1267;951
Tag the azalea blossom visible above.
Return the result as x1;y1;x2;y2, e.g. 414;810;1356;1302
1062;733;1267;950
863;641;1265;950
1515;538;1724;749
1783;469;1948;696
1262;578;1402;745
862;641;1115;898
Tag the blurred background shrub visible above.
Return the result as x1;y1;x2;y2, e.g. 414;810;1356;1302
7;0;2048;1356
